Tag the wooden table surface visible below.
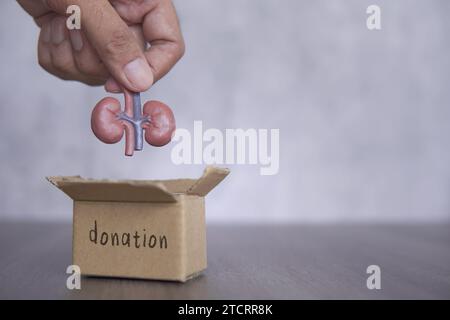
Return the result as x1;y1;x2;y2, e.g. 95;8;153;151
0;222;449;299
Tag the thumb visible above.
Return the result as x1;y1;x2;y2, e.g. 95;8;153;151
46;0;154;92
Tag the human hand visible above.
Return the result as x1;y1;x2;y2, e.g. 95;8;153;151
17;0;185;92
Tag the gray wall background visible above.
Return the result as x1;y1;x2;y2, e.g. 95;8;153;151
0;0;449;223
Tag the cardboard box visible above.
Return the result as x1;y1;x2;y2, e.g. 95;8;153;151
47;166;229;282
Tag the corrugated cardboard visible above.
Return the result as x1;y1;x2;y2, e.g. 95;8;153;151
47;166;229;282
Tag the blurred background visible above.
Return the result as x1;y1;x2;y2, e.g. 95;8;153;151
0;0;449;224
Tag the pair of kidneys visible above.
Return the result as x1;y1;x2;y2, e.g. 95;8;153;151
91;90;176;156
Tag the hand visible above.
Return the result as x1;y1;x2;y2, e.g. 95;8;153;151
17;0;185;92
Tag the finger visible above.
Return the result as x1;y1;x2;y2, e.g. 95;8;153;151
69;29;109;80
49;17;79;78
104;77;122;93
46;0;154;92
17;0;49;19
142;0;185;83
42;17;103;86
109;0;156;24
17;0;55;27
129;24;147;51
38;19;75;81
104;25;146;93
38;22;55;75
39;23;86;83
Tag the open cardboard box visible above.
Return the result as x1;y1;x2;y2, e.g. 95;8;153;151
47;166;229;282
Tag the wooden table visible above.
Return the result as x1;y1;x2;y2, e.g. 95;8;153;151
0;223;449;299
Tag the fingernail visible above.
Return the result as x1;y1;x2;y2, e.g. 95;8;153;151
51;18;65;45
69;30;83;51
123;58;153;91
41;23;51;44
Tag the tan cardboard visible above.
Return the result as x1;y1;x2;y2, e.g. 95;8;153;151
47;166;229;282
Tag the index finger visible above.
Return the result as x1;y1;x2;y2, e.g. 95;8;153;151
141;0;185;83
17;0;52;26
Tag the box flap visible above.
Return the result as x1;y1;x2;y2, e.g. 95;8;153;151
186;166;230;197
152;179;197;194
46;176;177;203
